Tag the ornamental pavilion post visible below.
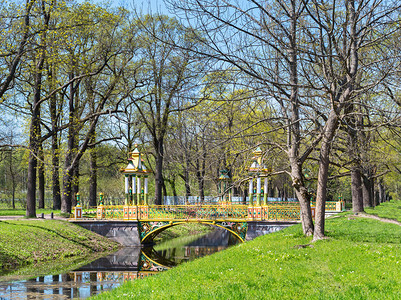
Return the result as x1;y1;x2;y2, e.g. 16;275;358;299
97;192;105;219
256;176;261;206
74;193;82;219
248;147;269;220
144;175;149;205
132;175;137;205
247;176;254;220
125;175;129;205
263;177;268;205
218;169;231;206
120;145;152;220
137;176;141;205
248;178;254;206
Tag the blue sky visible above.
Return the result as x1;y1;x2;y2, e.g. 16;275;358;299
90;0;171;15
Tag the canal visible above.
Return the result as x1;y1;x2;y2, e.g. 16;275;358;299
0;228;239;299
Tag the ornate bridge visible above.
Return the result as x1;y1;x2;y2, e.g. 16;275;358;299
72;200;344;244
99;204;300;243
71;146;345;245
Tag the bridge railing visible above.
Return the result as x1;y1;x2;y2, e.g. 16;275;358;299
147;205;249;220
72;200;344;221
311;200;345;212
91;204;303;221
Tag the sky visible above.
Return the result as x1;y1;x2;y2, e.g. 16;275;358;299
90;0;171;15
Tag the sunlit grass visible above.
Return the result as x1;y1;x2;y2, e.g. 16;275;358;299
0;219;118;273
365;200;401;222
154;223;213;243
0;208;61;217
94;212;401;299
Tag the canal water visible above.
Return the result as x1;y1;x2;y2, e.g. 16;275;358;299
0;228;239;299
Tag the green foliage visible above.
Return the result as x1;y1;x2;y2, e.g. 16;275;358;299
95;214;401;299
0;219;118;272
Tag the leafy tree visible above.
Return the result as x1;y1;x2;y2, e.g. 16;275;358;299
126;14;206;205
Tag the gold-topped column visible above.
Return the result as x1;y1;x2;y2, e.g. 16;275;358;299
137;175;141;205
125;175;129;205
132;175;137;205
263;177;268;205
248;178;254;206
144;176;149;205
256;176;261;206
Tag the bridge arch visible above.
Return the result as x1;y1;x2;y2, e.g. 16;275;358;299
139;220;248;244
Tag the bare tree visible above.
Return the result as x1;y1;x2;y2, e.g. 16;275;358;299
0;0;36;99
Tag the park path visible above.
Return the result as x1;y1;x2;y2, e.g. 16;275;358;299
355;212;401;226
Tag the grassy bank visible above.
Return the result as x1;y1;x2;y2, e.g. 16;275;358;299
0;219;118;273
154;223;213;243
95;204;401;299
0;208;61;217
365;200;401;221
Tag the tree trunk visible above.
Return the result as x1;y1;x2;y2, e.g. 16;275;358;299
72;161;79;207
61;167;73;214
89;146;97;207
154;139;164;205
351;167;364;213
314;110;339;240
38;141;45;209
61;72;76;214
183;153;191;200
51;131;61;210
48;62;61;210
162;180;167;204
374;190;380;207
26;71;42;217
362;172;373;208
26;118;39;217
8;149;16;210
195;159;205;203
26;0;50;218
290;165;314;236
286;7;314;236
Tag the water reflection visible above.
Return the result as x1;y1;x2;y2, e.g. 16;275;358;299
0;228;239;299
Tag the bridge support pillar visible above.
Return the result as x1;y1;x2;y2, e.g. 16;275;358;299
253;206;262;220
247;206;254;220
97;205;105;220
123;206;139;220
74;205;82;219
140;206;149;219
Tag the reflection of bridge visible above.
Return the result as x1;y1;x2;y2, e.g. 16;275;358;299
72;200;344;245
76;247;171;273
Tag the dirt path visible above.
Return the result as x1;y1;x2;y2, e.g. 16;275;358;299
355;212;401;226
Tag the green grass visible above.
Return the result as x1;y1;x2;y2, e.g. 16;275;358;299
154;223;213;243
0;219;118;273
365;200;401;222
0;208;61;217
94;211;401;299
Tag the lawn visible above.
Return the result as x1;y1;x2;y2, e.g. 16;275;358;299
94;202;401;300
0;219;118;272
365;200;401;222
0;208;60;217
